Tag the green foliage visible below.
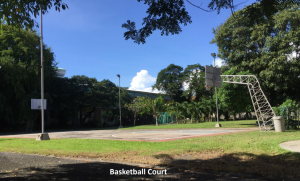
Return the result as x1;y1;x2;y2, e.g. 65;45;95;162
68;76;129;127
0;25;56;130
152;64;184;102
143;96;167;126
166;101;181;123
211;4;300;105
122;0;192;44
125;96;148;126
0;0;68;29
182;64;208;102
217;69;254;116
273;99;300;129
123;0;300;44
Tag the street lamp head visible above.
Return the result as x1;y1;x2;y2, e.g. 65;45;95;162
211;53;216;58
117;74;120;78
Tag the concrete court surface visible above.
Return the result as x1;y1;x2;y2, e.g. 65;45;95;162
0;128;257;142
279;140;300;153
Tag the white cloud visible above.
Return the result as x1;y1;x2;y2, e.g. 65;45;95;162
129;70;161;93
212;58;225;67
182;69;201;91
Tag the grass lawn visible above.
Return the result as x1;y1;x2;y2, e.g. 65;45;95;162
1;123;300;178
122;120;257;129
43;120;258;132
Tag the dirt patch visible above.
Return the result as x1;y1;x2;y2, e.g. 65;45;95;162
68;150;298;179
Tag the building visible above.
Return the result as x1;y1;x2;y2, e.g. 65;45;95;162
127;89;172;102
56;68;66;78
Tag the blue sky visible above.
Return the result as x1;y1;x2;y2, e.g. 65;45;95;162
36;0;256;92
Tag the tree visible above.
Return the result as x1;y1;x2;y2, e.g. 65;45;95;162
211;4;300;105
125;96;146;126
166;101;181;124
0;25;56;131
181;101;199;123
217;70;254;120
152;64;185;102
182;64;207;102
0;0;68;29
122;0;299;44
144;96;166;126
70;76;119;127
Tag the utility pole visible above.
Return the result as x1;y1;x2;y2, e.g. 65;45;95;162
36;4;50;140
211;53;221;127
117;74;123;128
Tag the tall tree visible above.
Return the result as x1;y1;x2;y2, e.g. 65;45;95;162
0;0;68;29
211;4;300;105
0;25;56;130
217;69;254;120
70;76;119;127
152;64;185;102
182;64;207;102
122;0;299;44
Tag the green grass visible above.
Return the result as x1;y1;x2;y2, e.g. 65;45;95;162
1;120;300;178
1;127;300;178
122;120;257;129
44;120;258;132
0;129;298;158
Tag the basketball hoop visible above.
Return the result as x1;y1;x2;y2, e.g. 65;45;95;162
206;85;212;91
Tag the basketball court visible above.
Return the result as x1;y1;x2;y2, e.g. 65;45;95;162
0;128;257;142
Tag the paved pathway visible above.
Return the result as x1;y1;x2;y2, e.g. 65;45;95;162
279;140;300;153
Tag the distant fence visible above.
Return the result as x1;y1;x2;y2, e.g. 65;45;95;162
152;112;177;124
273;107;300;129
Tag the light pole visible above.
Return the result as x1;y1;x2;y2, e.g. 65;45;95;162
117;74;123;128
211;53;221;127
36;4;50;140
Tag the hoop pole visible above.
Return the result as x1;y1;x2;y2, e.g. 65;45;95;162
40;5;45;134
214;57;219;125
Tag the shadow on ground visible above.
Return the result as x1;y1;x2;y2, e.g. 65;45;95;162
153;151;300;180
1;151;300;181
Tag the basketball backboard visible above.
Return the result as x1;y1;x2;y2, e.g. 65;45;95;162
31;99;47;110
205;65;222;88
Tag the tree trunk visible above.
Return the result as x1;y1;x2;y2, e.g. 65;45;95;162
224;111;229;121
191;114;193;123
156;115;159;126
134;112;136;126
83;107;96;124
245;111;249;120
233;111;236;121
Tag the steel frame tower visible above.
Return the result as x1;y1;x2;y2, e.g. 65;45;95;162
220;75;276;131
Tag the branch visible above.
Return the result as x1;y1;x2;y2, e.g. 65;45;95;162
185;0;214;12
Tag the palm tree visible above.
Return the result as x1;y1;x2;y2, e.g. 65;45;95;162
166;101;181;124
146;96;166;126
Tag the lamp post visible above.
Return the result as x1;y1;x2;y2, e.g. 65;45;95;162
36;4;50;140
211;53;221;127
117;74;123;128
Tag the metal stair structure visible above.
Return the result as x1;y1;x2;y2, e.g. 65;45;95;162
220;75;276;131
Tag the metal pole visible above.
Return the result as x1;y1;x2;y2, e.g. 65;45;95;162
40;5;45;134
119;76;122;128
214;57;219;125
